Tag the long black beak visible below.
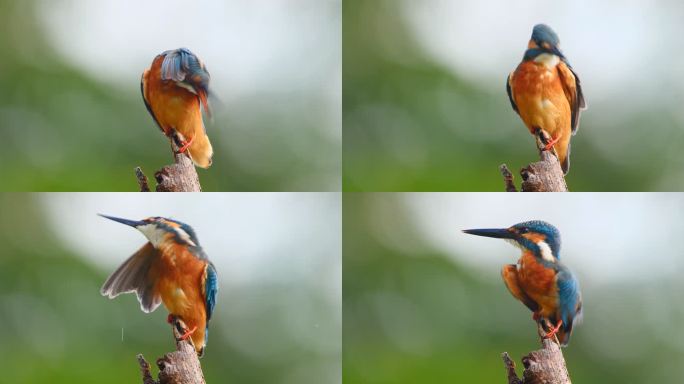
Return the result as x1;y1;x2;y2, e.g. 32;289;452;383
98;214;144;228
462;228;515;239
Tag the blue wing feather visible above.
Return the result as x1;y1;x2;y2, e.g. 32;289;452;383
556;269;581;327
160;48;210;91
204;262;218;321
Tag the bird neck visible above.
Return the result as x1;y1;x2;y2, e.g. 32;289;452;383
523;48;562;67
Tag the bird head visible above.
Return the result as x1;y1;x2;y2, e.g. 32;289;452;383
463;220;561;262
526;24;564;59
99;214;200;249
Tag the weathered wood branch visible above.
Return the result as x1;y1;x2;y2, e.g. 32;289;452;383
135;133;202;192
501;322;572;384
500;130;568;192
137;318;206;384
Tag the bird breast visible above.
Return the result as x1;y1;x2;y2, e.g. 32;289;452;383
517;252;558;316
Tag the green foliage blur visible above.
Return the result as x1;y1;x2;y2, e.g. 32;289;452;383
0;1;340;192
343;194;684;383
0;194;339;383
343;0;684;191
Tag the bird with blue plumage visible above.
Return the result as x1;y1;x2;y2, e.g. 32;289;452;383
142;48;214;168
99;214;218;356
507;24;586;174
463;220;582;347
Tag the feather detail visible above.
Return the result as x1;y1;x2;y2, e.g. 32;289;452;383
100;242;162;313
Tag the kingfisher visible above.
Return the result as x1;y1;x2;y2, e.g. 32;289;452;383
141;48;214;168
463;220;582;346
100;214;218;356
507;24;586;174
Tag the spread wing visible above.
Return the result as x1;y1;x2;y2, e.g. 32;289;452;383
557;61;586;134
506;72;519;114
203;262;218;322
101;242;162;313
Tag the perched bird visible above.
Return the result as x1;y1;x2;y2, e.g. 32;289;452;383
141;48;214;168
463;220;582;346
507;24;586;174
100;214;218;356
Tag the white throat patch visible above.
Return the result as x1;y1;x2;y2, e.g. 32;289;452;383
173;227;197;247
537;240;556;262
534;53;560;69
137;224;197;248
137;224;168;247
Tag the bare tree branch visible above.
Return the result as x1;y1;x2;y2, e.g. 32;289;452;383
137;318;206;384
501;130;568;192
501;322;572;384
135;133;202;192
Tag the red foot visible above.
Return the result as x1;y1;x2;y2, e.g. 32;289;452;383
179;326;198;341
178;134;195;153
543;320;563;339
543;133;561;151
532;312;541;321
167;314;175;324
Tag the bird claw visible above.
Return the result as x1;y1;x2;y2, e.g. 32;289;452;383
178;326;198;341
543;134;560;151
177;135;195;153
542;320;563;340
167;129;194;154
534;128;559;151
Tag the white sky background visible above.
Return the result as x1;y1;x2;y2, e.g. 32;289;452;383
40;193;341;301
391;193;684;286
401;0;684;104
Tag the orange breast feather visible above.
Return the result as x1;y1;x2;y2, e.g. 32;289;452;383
150;243;208;351
517;251;558;318
142;55;214;168
511;61;571;138
143;56;203;141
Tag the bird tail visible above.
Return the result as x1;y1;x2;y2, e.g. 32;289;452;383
188;130;213;169
560;141;571;174
100;242;161;313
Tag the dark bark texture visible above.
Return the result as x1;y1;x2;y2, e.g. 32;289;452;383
137;319;206;384
501;324;572;384
500;130;568;192
135;136;202;192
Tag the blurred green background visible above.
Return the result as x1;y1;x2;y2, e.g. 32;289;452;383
0;193;341;383
0;0;340;191
343;0;684;191
343;193;684;383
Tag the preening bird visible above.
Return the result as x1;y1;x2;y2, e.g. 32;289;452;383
463;220;582;346
100;214;218;356
507;24;586;174
141;48;214;168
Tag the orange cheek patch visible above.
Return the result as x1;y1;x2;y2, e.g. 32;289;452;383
522;233;546;243
162;220;180;228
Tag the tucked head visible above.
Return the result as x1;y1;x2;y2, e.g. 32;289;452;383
160;48;211;117
463;220;561;262
99;214;199;248
529;24;560;50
